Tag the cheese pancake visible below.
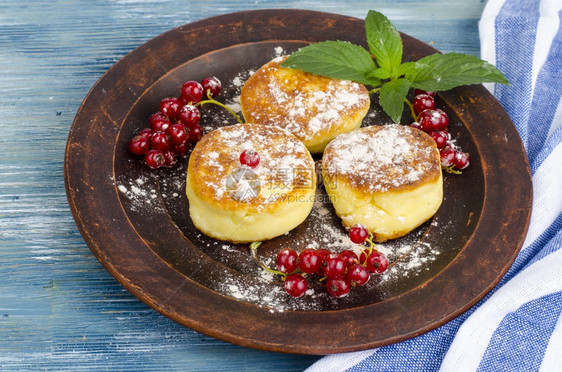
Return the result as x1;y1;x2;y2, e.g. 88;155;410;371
240;56;370;154
186;123;316;243
322;125;443;242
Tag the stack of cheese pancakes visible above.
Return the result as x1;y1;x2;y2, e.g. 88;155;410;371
186;55;442;243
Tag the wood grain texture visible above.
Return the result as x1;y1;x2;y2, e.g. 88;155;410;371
1;0;488;370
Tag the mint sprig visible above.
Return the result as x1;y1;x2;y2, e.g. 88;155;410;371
403;52;509;92
280;40;380;86
282;10;509;123
365;10;403;77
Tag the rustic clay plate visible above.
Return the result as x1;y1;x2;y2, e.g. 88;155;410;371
64;9;532;354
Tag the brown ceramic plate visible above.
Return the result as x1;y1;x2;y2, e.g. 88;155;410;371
64;9;532;354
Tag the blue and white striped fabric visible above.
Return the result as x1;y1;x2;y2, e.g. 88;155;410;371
308;0;562;370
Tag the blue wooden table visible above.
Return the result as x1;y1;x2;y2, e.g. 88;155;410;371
1;1;485;370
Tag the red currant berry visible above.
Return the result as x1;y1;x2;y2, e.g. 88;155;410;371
430;130;450;149
410;121;423;131
284;273;308;298
178;104;201;128
414;89;435;97
413;94;435;114
187;124;204;143
167;123;189;145
239;149;260;168
326;277;351;298
150;117;172;133
339;250;358;268
349;224;369;244
276;248;299;274
162;150;178;168
298;248;322;274
346;264;370;286
128;135;150;156
324;254;346;279
148;112;167;127
159;97;182;120
433;109;449;130
359;250;368;265
454;151;470;170
440;147;456;167
365;250;389;274
315;248;331;276
138;127;153;139
150;131;172;151
144;149;165;169
181;80;204;104
418;108;449;132
316;248;330;261
173;142;189;157
359;250;381;266
201;76;221;98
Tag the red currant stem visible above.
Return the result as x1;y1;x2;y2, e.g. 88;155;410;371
365;233;377;257
358;232;377;264
405;98;418;121
195;93;244;124
249;242;287;277
443;165;462;175
366;233;375;250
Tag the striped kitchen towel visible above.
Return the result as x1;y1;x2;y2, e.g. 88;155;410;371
307;0;562;370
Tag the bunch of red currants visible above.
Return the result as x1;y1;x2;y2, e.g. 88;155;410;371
127;77;221;169
275;224;388;298
410;89;470;171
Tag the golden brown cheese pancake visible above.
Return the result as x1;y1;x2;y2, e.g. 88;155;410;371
186;123;316;243
240;56;371;154
322;125;443;242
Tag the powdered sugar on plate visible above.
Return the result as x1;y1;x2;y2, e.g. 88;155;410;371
116;174;163;212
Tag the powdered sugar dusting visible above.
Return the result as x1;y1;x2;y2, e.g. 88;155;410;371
241;57;369;142
191;123;315;206
116;174;162;212
324;124;440;192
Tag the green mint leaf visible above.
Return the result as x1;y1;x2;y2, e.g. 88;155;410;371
379;78;411;123
368;67;390;80
281;41;378;86
405;52;509;91
365;10;403;75
394;61;418;79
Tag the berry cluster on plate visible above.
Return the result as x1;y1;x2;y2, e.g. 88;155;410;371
409;89;470;172
253;224;388;298
127;77;221;169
